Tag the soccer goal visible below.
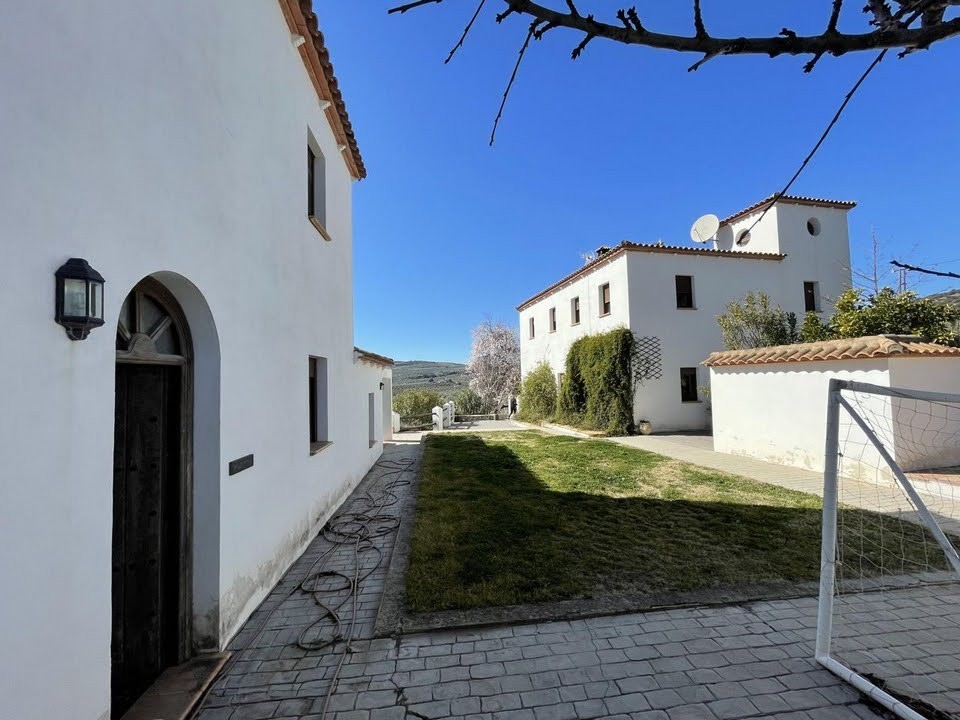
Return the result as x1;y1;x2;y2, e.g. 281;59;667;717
817;378;960;719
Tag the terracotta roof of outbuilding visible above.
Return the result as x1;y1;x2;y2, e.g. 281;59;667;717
516;241;784;311
703;335;960;368
719;195;857;226
279;0;365;179
355;347;394;367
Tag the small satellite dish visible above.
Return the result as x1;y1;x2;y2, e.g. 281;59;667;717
690;213;720;244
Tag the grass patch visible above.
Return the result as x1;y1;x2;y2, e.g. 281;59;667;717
406;431;945;612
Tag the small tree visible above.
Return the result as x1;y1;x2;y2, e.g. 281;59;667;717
466;320;521;413
829;288;959;345
716;292;798;350
517;362;557;423
799;311;833;343
393;389;444;417
452;388;487;416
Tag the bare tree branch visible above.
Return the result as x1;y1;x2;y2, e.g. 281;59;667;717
693;0;707;39
445;0;488;63
891;260;960;279
388;0;444;14
490;20;542;145
390;0;960;61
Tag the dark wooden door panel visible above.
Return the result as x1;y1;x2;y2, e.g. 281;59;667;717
112;363;181;718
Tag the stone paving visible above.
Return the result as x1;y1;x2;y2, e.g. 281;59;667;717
194;434;960;720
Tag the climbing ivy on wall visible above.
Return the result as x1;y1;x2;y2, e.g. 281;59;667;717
557;328;637;435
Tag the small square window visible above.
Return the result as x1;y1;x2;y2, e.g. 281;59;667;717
803;281;820;312
571;296;580;325
529;317;535;339
599;283;611;316
675;275;694;309
309;356;329;453
680;367;698;402
549;307;557;333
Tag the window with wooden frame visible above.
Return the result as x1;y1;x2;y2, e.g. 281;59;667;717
675;275;694;309
548;307;557;333
528;317;535;339
599;283;611;316
680;367;699;402
368;392;376;448
307;136;330;241
803;281;820;312
571;296;580;325
309;356;330;453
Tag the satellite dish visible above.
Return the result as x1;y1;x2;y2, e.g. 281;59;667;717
690;213;720;244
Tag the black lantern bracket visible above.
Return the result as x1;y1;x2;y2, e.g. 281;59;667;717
55;258;105;341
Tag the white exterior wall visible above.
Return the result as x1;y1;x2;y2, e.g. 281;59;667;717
625;249;824;432
889;358;960;471
356;359;393;448
518;204;852;432
710;360;891;473
710;357;960;477
519;254;630;379
0;4;383;719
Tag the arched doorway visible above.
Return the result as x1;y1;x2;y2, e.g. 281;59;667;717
112;277;193;717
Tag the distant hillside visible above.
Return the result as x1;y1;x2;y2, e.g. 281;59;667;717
928;288;960;308
393;361;469;398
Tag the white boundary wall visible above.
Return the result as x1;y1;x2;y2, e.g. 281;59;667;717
710;357;960;477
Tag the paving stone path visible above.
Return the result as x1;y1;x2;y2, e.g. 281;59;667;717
195;436;960;720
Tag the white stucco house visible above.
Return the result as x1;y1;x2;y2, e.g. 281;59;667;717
0;3;393;719
517;195;855;432
706;335;960;478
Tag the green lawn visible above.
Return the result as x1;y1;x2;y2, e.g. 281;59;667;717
405;431;942;612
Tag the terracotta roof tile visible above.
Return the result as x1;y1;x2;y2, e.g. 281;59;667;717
355;347;394;367
703;335;960;368
280;0;365;179
719;194;857;226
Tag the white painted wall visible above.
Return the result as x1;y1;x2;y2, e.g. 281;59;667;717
888;358;960;471
710;360;891;474
519;253;630;378
0;3;384;719
518;201;852;433
710;357;960;477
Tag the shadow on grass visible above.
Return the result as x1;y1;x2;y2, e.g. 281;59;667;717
405;432;953;613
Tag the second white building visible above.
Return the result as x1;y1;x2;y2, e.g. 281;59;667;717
517;195;855;432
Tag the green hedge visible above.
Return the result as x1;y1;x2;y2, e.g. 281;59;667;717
517;362;557;422
557;328;636;435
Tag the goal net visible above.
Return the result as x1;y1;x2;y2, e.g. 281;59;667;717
818;379;960;720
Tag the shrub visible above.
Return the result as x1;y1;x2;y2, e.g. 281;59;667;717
453;388;487;416
557;328;636;435
716;292;798;350
517;362;557;423
393;389;444;417
799;311;833;343
829;288;959;345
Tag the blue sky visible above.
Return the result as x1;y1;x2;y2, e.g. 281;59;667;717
322;2;960;363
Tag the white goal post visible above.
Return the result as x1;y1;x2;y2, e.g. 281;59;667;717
817;378;960;720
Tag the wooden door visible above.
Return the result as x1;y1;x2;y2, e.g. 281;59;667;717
112;363;182;717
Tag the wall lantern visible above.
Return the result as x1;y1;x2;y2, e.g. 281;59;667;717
55;258;105;340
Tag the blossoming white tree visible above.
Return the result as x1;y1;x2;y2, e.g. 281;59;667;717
466;321;521;414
